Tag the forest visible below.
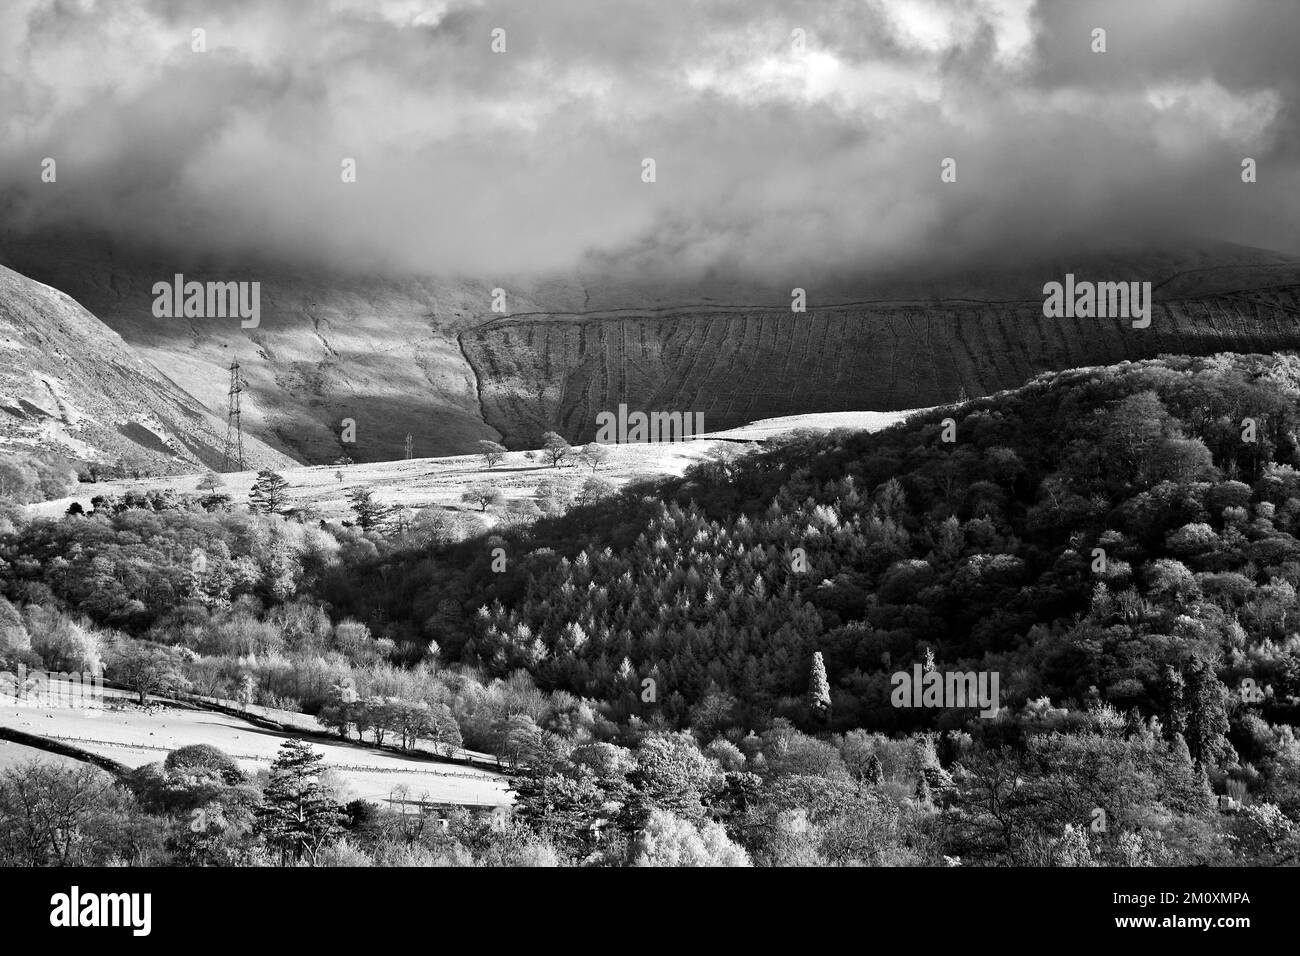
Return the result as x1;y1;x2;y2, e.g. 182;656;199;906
3;351;1300;866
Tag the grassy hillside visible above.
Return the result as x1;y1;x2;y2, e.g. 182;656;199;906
0;264;294;474
26;410;915;524
0;233;584;463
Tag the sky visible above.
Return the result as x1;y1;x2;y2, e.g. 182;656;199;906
1;0;1297;284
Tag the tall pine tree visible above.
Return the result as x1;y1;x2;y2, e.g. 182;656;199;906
1184;657;1235;771
347;487;390;532
254;738;344;865
809;651;831;717
248;470;290;514
1160;665;1188;740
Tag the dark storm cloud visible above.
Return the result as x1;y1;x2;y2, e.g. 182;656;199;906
0;0;1296;283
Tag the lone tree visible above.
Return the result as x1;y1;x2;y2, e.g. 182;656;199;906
198;471;223;492
578;442;609;473
347;487;389;532
461;483;503;512
111;643;190;706
478;440;508;469
541;431;571;468
254;738;344;866
248;470;290;514
809;651;831;717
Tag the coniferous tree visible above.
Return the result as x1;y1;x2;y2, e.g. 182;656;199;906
1184;657;1235;770
254;739;344;865
1161;666;1188;741
248;470;290;514
865;754;885;786
347;487;389;532
1161;733;1215;814
509;736;609;858
808;651;831;717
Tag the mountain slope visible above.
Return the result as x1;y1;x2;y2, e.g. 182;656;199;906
0;263;294;473
5;234;1300;460
0;233;565;464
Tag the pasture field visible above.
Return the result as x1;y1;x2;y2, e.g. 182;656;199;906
0;688;511;807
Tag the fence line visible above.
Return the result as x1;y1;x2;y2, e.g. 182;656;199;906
42;734;505;781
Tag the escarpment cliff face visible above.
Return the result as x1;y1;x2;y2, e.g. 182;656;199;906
6;231;1300;459
461;251;1300;448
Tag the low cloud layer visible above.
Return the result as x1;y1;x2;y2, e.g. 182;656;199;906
1;0;1297;283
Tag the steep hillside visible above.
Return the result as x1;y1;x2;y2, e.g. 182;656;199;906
6;234;1300;459
0;233;582;464
0;264;293;473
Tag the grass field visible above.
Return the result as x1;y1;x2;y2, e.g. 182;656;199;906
0;738;85;771
26;410;919;526
0;688;511;807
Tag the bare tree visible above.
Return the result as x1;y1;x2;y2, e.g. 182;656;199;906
578;442;609;472
478;440;508;469
542;432;571;468
461;483;503;512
